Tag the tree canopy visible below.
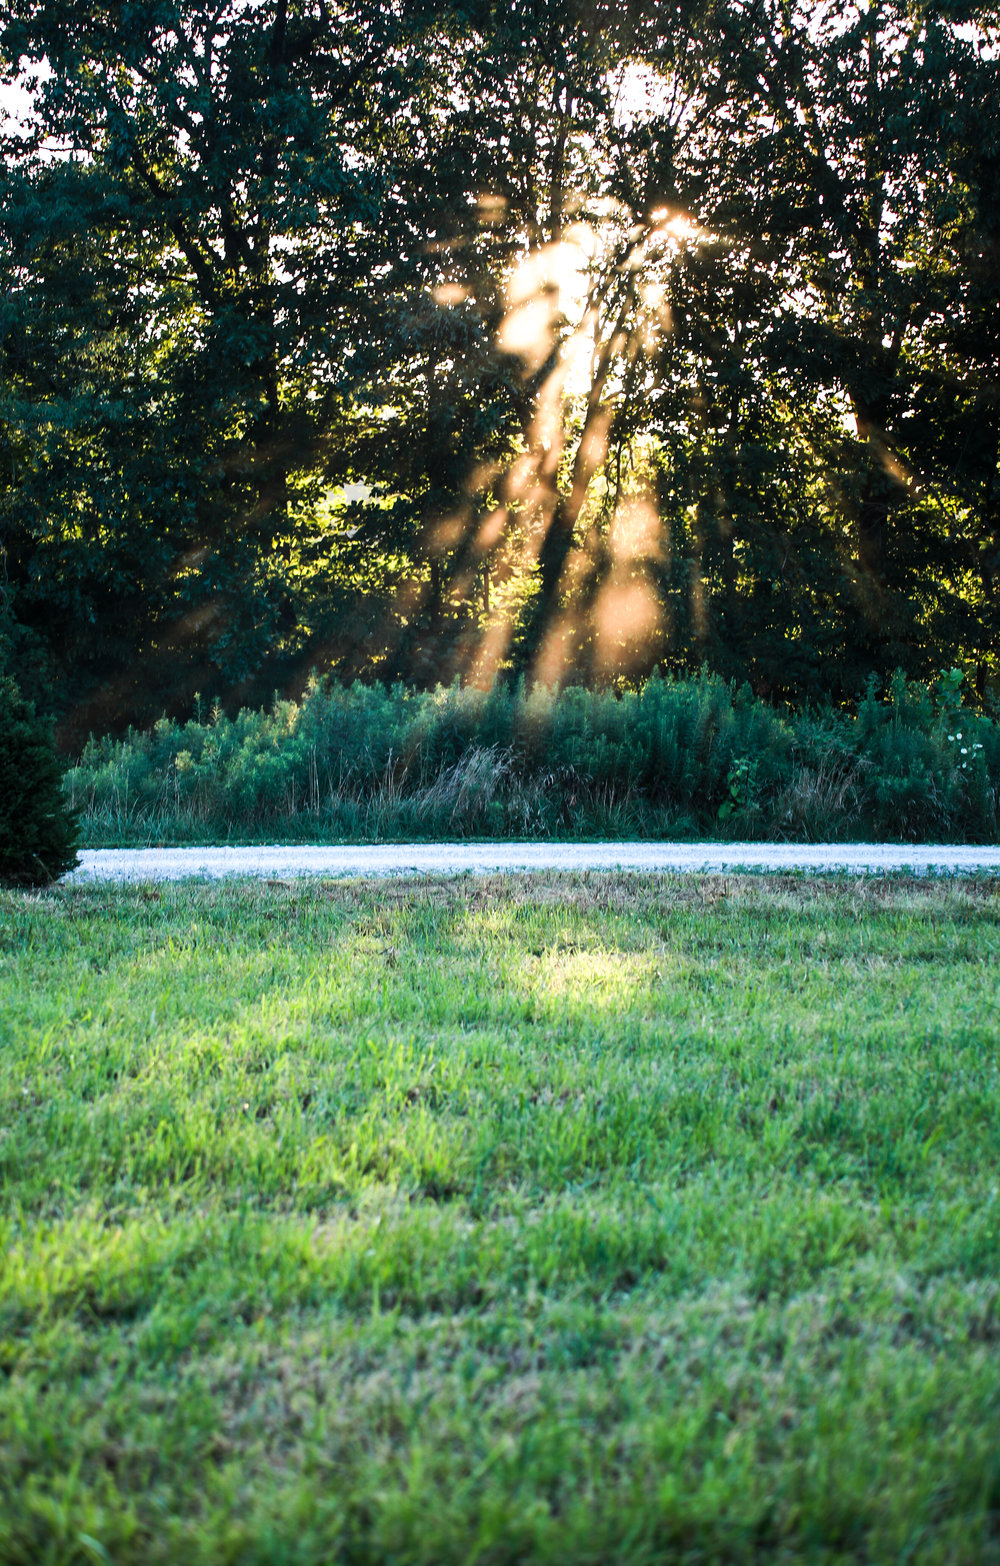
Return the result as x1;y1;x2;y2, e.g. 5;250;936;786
2;0;998;736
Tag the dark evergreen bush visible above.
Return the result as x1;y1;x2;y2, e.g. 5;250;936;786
0;678;79;886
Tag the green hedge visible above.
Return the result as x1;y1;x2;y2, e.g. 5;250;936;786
67;670;1000;846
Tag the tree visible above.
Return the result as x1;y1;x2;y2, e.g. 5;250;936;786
683;0;1000;693
1;0;440;726
3;0;998;723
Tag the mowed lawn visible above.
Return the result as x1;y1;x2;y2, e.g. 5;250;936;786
2;875;999;1566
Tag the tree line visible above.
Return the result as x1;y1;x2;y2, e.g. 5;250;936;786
1;0;998;741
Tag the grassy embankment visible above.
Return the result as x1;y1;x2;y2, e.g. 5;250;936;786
68;671;1000;847
2;873;1000;1564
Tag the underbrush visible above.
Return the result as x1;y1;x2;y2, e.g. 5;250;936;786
68;669;1000;845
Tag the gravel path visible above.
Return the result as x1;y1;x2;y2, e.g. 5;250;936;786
69;842;1000;881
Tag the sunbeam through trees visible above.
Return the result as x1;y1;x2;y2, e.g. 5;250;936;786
1;0;998;736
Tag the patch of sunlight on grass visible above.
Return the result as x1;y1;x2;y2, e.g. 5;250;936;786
1;874;999;1564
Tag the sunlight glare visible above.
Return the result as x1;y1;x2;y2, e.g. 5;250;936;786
610;495;662;565
594;580;662;674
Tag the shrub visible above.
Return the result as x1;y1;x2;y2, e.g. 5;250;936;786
0;678;79;886
66;670;1000;846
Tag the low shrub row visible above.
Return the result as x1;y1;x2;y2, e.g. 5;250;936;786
67;670;1000;845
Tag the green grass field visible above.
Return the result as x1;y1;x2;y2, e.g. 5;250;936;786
2;874;999;1565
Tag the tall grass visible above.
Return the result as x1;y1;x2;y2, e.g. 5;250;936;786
67;670;1000;845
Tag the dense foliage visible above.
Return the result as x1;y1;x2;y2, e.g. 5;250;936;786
0;677;78;885
69;669;1000;844
2;1;999;734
